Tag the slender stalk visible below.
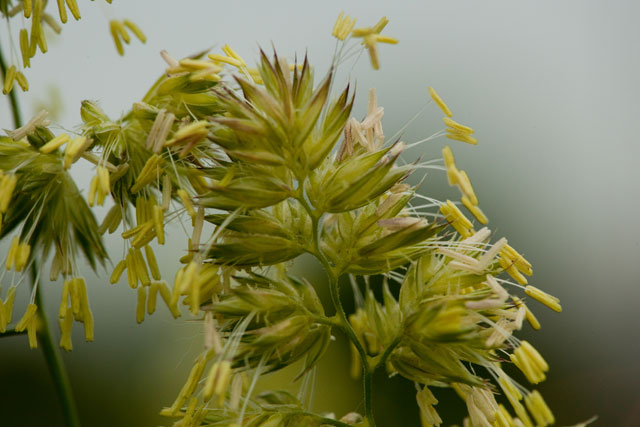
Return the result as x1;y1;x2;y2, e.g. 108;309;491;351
0;47;22;129
31;263;82;427
374;335;401;371
297;195;376;426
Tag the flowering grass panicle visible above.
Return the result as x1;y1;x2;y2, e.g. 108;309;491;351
0;10;573;427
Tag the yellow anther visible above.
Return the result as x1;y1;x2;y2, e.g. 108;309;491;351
131;154;162;193
56;0;67;23
6;236;19;270
88;176;98;207
524;285;561;313
498;256;529;285
97;166;110;196
446;131;478;145
177;189;196;218
133;248;150;286
65;0;81;20
64;136;91;169
178;58;222;72
136;286;146;323
110;260;126;284
428;86;453;117
109;20;128;55
152;205;165;245
332;11;356;41
147;281;158;315
15;72;29;92
524;390;555;427
207;53;243;68
442;145;455;169
27;316;38;348
20;29;30;68
144;245;161;280
40;133;70;154
461;196;488;225
126;249;138;288
0;173;18;213
59;309;73;351
123;19;146;43
501;244;533;275
2;65;17;95
443;117;474;134
440;200;474;238
157;280;180;318
15;303;38;332
510;351;545;384
24;0;32;18
519;341;549;373
83;309;94;342
456;170;478;205
352;17;397;70
512;296;541;330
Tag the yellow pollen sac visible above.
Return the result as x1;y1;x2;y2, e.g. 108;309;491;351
15;303;38;332
136;286;146;324
88;175;98;207
153;205;165;245
15;72;29;92
24;0;32;18
20;29;30;68
126;249;138;288
446;131;478;145
501;244;533;275
519;341;549;372
428;86;453;117
1;173;18;213
442;145;456;169
524;285;561;313
56;0;67;23
83;309;94;342
332;11;356;41
443;117;474;135
131;154;162;193
512;296;541;330
15;242;32;272
461;196;488;224
123;20;146;43
40;133;70;154
59;309;73;351
144;245;161;280
65;0;81;20
27;316;38;349
511;350;545;385
524;390;555;426
147;281;158;315
177;189;196;218
2;65;17;95
110;260;126;284
440;200;474;238
157;280;180;318
498;256;529;285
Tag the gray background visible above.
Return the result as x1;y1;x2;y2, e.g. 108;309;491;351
1;1;639;425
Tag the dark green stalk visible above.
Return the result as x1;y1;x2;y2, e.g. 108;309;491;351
31;263;82;427
297;195;376;426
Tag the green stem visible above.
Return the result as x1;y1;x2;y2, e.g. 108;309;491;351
31;264;82;427
0;47;22;129
298;196;376;426
374;335;401;372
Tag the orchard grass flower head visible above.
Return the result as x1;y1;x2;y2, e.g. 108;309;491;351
0;9;582;427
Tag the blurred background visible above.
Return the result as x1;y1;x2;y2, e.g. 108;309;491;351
1;0;639;425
